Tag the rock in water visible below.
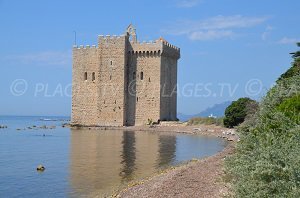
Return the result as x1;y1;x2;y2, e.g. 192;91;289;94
37;165;45;171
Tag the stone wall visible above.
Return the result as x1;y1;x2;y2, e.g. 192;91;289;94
72;46;99;126
160;42;179;121
97;35;127;126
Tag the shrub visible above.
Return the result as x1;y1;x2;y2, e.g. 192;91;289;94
277;60;300;82
223;97;258;128
225;68;300;197
277;94;300;124
226;43;300;197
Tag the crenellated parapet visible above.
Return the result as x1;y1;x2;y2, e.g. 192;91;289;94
98;34;127;45
127;38;180;59
128;40;162;57
73;45;97;49
161;41;180;59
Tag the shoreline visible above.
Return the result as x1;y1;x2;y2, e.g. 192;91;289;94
102;124;236;198
71;123;238;142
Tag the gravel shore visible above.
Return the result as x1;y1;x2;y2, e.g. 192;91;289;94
112;124;236;198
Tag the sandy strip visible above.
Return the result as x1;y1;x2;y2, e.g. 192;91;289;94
112;125;235;198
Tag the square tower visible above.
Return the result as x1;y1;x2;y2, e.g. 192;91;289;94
71;25;180;126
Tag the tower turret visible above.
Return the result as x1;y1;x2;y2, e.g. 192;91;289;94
126;24;137;43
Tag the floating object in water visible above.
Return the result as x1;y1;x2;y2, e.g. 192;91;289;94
37;165;45;171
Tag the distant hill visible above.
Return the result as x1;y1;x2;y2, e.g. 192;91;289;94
177;101;232;121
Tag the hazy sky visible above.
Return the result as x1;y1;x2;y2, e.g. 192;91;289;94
0;0;299;116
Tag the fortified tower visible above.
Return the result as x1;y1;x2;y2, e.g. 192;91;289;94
72;25;180;126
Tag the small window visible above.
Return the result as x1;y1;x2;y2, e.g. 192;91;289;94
110;75;112;80
149;77;151;82
114;100;116;104
92;72;95;81
133;72;136;80
110;60;113;65
140;72;143;80
137;97;139;102
84;72;87;81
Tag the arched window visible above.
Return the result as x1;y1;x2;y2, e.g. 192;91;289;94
136;97;139;102
110;75;112;80
84;72;87;81
110;60;113;65
149;77;151;82
92;72;95;81
140;72;144;80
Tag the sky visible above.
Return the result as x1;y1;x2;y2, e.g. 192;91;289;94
0;0;299;116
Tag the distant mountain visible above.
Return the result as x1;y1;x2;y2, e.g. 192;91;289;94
195;101;232;117
177;101;232;122
177;112;193;122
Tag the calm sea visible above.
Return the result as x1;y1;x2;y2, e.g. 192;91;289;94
0;116;227;197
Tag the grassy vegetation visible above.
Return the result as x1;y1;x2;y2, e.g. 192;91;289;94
225;57;300;197
187;117;224;126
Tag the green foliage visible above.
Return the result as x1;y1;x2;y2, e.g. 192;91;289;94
277;60;300;82
147;118;153;125
225;69;300;197
223;97;258;128
187;117;224;126
278;42;300;82
290;42;300;59
277;94;300;124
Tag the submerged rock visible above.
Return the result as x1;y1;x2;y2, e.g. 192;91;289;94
61;123;70;128
49;126;56;129
38;125;56;130
40;125;47;129
0;125;7;129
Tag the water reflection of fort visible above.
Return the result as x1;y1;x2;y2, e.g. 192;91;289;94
69;129;176;197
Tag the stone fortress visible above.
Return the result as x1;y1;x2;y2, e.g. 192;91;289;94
71;24;180;126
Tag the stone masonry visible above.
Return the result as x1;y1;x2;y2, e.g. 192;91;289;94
71;25;180;126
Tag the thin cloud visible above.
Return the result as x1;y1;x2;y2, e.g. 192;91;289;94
3;50;72;67
176;0;202;8
277;37;299;44
189;30;235;41
261;25;273;41
162;15;269;41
